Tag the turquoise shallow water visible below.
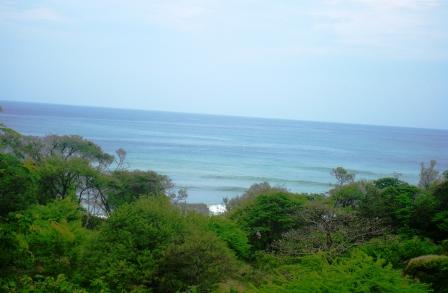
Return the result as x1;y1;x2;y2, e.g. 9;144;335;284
1;100;447;204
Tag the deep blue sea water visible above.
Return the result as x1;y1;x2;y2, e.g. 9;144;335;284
1;100;447;204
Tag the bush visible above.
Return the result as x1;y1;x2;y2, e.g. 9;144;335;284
79;197;185;291
208;217;251;259
441;239;448;254
0;198;88;278
80;197;238;292
433;211;448;234
359;235;440;268
255;251;428;292
405;255;448;292
1;274;88;293
156;231;238;292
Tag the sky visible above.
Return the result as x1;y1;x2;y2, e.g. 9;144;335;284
0;0;447;129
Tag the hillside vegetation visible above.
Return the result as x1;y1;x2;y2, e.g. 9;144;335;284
1;124;447;292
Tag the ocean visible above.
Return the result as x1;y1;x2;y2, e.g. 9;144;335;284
1;100;447;204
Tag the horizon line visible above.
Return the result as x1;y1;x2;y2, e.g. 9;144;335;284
1;98;447;132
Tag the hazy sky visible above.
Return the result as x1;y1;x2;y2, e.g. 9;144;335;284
0;0;447;129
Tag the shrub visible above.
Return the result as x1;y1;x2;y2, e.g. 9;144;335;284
208;216;251;259
80;197;238;292
0;274;88;293
156;231;238;292
441;239;448;254
0;198;87;278
274;202;387;257
79;197;185;291
255;251;428;292
359;235;440;268
405;255;448;292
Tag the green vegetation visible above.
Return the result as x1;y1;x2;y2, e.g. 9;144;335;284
405;255;448;292
1;125;447;292
254;251;428;293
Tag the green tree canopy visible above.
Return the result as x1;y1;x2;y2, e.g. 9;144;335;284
230;192;306;251
0;153;38;217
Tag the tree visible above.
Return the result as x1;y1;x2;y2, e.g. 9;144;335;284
36;156;101;203
331;166;355;186
0;124;34;159
42;135;114;167
115;148;127;169
431;178;448;211
375;177;403;189
329;181;367;208
104;169;174;209
0;126;181;217
358;179;421;229
443;170;448;180
419;160;439;189
409;192;438;237
273;201;387;257
417;172;448;240
230;192;306;250
0;127;114;166
224;182;287;212
382;183;420;228
0;153;37;216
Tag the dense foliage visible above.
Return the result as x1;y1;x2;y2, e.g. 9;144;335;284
1;125;447;292
254;251;428;293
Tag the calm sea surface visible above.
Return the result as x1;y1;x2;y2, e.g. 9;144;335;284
1;101;447;204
